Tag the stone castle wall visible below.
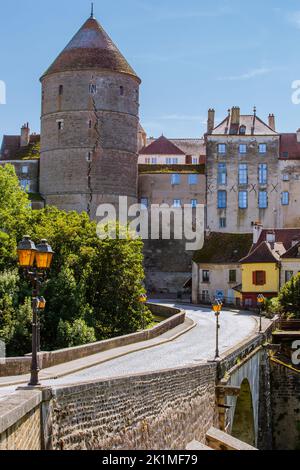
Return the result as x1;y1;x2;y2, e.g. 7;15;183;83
270;360;300;450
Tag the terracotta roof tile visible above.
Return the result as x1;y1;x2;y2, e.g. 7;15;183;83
41;17;140;82
140;135;185;155
239;241;279;264
1;134;40;160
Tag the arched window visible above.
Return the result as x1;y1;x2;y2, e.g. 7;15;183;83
59;85;63;96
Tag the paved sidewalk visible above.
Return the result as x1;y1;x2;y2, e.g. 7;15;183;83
0;317;196;388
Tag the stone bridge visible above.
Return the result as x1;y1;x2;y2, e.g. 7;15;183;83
0;322;273;451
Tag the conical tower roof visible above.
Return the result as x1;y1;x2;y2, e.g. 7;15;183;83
41;16;140;82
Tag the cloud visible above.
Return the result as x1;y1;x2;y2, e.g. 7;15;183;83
287;11;300;28
217;67;280;81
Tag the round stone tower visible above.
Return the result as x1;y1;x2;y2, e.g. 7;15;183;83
39;12;141;218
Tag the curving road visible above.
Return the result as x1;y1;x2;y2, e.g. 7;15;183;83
0;303;258;395
45;303;258;387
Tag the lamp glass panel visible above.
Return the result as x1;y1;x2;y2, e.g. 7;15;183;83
18;249;35;267
35;252;50;269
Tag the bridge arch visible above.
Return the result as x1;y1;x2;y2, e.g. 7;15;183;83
231;378;255;446
224;350;261;447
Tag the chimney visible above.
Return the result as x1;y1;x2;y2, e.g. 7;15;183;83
296;129;300;143
207;108;215;134
252;221;263;244
231;107;240;126
268;114;276;131
20;123;30;147
137;125;147;151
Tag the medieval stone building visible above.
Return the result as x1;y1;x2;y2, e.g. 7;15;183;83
39;13;141;218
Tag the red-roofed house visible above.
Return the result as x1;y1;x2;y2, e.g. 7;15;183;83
238;223;300;307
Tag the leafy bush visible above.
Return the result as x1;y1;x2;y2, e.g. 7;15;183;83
0;165;152;356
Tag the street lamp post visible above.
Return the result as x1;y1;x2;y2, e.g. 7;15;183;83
17;236;54;387
212;300;222;360
257;294;265;333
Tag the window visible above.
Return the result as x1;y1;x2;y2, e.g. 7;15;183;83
253;271;266;286
89;84;97;94
219;217;226;228
244;298;253;308
173;199;181;208
202;290;210;302
238;164;248;185
22;165;29;175
89;120;92;129
239;191;248;209
57;120;64;130
140;198;149;209
86;152;92;162
218;163;227;185
192;157;198;164
285;271;294;283
282;173;290;181
191;199;198;208
259;191;268;209
172;158;178;164
188;174;198;185
151;157;157;164
218;144;226;154
202;270;210;283
259;164;268;185
145;158;151;164
282;152;289;159
217;190;227;209
171;174;181;185
239;126;246;135
281;191;289;206
59;85;63;96
120;86;124;96
259;144;267;154
20;179;30;192
266;232;275;243
229;270;237;283
239;144;247;154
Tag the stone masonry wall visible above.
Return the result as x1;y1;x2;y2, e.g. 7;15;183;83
48;364;217;450
270;361;300;450
0;407;41;451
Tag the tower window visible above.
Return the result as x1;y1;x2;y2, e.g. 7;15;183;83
86;152;92;162
89;84;97;94
59;85;63;96
57;120;64;130
120;86;124;96
89;120;92;129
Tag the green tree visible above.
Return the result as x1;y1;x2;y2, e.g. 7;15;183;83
0;165;31;270
277;273;300;319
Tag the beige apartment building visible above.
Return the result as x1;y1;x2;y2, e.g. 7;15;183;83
206;107;280;233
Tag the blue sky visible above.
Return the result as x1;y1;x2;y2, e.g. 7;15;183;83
0;0;300;139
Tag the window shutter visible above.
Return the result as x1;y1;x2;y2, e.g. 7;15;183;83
253;271;257;285
262;271;266;285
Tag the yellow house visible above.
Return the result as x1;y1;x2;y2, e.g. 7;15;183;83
239;241;281;308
